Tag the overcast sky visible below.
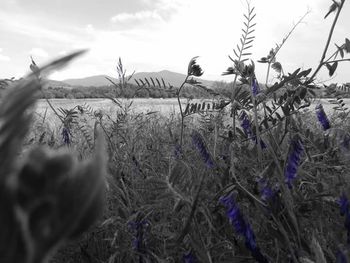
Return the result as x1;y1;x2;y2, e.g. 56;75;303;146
0;0;349;84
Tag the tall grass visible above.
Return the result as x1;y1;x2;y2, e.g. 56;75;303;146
2;1;350;263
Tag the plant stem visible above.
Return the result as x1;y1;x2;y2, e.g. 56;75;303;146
231;74;238;137
308;0;345;82
322;58;350;64
250;76;262;167
265;62;271;87
177;75;189;147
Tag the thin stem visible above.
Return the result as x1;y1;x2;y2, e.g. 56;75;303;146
231;74;239;137
265;9;310;87
250;76;262;167
322;58;350;64
177;75;189;147
308;0;345;82
265;62;271;87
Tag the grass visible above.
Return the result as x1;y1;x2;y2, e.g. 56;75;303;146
2;1;350;262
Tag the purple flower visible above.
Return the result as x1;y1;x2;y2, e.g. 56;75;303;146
342;134;350;150
239;111;253;137
339;194;350;216
339;194;350;244
220;194;268;263
336;250;348;263
128;219;149;253
252;78;260;96
239;111;267;149
191;130;214;169
316;104;331;130
174;143;183;159
62;127;70;145
258;179;275;202
284;136;303;189
183;251;197;263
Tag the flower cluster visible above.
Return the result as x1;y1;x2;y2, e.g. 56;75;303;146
239;111;253;137
315;104;331;130
336;250;348;263
174;143;183;159
252;78;260;96
220;194;268;263
62;127;70;145
187;57;203;77
258;179;276;202
239;111;266;149
128;219;149;254
339;193;350;244
191;130;214;169
284;136;303;189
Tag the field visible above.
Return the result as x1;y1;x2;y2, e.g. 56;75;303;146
2;1;350;263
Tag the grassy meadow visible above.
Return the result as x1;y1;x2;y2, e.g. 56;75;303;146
2;1;350;263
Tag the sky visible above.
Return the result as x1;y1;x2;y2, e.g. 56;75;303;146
0;0;349;85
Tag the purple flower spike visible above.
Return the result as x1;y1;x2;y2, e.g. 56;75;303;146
128;219;149;253
220;194;269;263
62;127;70;145
316;104;331;130
239;111;266;149
284;136;303;189
339;194;350;216
252;78;260;96
191;130;214;169
339;193;350;244
239;111;253;137
174;143;182;159
336;250;348;263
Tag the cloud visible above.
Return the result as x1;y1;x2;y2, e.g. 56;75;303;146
111;10;163;24
30;48;49;58
85;24;95;34
0;10;87;45
0;48;10;61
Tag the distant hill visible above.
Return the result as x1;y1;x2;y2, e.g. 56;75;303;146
44;79;72;89
61;75;117;87
56;71;215;88
131;70;214;88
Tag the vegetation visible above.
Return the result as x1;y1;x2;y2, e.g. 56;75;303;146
2;1;350;263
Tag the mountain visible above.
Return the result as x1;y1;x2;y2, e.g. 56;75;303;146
44;79;72;89
131;70;214;88
57;71;215;88
62;75;117;87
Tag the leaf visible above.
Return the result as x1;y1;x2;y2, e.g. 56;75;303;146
272;62;282;73
345;38;350;53
326;62;338;76
299;87;307;99
324;2;337;19
233;49;239;58
297;68;312;78
335;43;345;58
243;45;253;50
250;14;256;21
258;57;269;63
290;68;301;77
